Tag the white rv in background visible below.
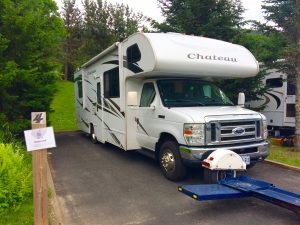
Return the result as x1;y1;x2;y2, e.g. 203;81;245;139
74;32;269;181
247;69;295;135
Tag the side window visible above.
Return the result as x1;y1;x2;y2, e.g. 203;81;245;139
77;81;82;98
266;78;283;88
286;104;295;117
97;82;101;103
104;67;119;98
140;83;156;107
287;79;295;95
127;44;141;64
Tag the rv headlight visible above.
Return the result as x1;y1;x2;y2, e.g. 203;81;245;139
262;120;268;139
183;123;205;145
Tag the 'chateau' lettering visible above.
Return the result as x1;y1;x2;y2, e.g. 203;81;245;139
187;53;238;63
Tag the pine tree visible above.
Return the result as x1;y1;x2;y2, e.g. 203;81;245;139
156;0;244;41
61;0;82;80
0;0;65;133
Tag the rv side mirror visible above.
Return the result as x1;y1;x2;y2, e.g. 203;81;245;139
127;91;138;106
238;92;245;107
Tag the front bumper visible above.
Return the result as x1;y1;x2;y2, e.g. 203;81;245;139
179;141;269;167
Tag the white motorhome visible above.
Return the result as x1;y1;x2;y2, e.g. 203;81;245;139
74;32;269;181
247;69;295;135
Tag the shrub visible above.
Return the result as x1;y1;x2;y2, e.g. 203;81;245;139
0;142;32;212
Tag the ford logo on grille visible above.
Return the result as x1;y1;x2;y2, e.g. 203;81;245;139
232;127;245;135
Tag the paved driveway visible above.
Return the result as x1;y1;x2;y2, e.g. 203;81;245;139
49;132;300;225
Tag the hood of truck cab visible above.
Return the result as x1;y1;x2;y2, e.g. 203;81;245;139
169;106;262;123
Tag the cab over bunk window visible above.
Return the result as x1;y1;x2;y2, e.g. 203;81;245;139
140;83;156;107
104;67;119;98
127;44;141;64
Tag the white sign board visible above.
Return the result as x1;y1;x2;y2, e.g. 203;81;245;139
24;127;56;151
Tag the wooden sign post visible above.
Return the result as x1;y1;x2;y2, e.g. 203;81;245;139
31;112;48;225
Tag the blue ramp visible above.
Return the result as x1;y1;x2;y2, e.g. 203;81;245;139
179;176;300;214
178;184;250;201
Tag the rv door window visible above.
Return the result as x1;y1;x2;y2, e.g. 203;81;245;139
140;83;156;107
266;78;283;88
104;67;119;98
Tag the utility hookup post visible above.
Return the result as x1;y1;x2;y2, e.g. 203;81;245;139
31;112;48;225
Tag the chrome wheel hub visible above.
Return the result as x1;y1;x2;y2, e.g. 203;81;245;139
161;150;175;173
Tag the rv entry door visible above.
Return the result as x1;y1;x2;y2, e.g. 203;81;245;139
136;82;158;150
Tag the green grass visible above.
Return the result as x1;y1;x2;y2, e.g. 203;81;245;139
268;144;300;168
0;196;33;225
49;80;78;132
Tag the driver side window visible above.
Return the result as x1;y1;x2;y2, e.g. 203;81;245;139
140;83;156;107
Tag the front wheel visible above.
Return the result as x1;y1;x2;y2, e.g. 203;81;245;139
159;140;187;181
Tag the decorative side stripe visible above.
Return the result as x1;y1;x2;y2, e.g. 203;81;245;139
135;117;149;136
266;92;281;109
103;99;122;118
103;60;119;65
87;96;95;105
84;79;92;85
107;98;125;117
80;118;89;128
76;99;83;107
124;60;143;73
102;120;124;149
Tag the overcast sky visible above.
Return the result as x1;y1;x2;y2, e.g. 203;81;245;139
56;0;265;23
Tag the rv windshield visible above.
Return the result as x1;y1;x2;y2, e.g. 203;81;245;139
157;79;233;107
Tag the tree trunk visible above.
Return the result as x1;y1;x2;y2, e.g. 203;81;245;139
293;35;300;150
294;73;300;150
64;62;68;80
291;0;300;150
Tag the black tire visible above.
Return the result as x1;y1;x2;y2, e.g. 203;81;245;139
203;169;238;183
90;124;98;144
246;162;256;169
159;140;187;181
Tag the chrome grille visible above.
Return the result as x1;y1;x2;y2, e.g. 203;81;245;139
206;119;262;145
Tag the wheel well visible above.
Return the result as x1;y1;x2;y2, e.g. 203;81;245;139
155;133;178;160
89;123;94;134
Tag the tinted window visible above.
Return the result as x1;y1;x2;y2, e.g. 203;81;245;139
77;81;82;98
104;67;119;98
140;83;156;107
97;82;101;103
127;44;141;63
287;79;295;95
286;104;295;117
266;78;283;88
